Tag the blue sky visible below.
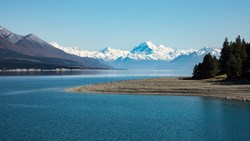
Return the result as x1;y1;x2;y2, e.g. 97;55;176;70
1;0;250;50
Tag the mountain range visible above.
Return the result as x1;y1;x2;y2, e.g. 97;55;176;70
50;41;221;70
0;26;221;71
0;26;111;70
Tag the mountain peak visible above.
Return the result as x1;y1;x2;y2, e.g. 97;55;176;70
200;46;215;50
0;26;6;30
7;33;14;37
143;40;154;45
190;46;221;58
5;33;24;44
14;33;47;46
198;46;217;52
99;47;114;53
25;33;42;41
130;41;156;54
140;40;155;48
0;26;12;37
27;33;36;37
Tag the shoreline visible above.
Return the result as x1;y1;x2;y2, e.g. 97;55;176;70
66;78;250;101
0;68;113;72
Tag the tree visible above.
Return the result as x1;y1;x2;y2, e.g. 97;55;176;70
240;39;247;63
193;63;204;79
193;53;218;79
229;41;242;78
202;53;218;78
219;36;248;79
194;36;250;80
219;38;231;74
193;64;198;78
242;43;250;79
227;54;239;79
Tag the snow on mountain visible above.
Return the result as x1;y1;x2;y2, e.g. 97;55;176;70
0;26;24;44
0;26;111;70
50;41;194;62
50;42;98;59
23;33;47;44
50;41;220;70
150;46;222;70
131;41;156;54
96;47;130;61
50;42;129;61
15;33;51;49
6;33;24;44
192;46;221;58
171;46;221;64
0;26;12;38
123;40;194;61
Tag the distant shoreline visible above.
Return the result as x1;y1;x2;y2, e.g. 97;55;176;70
0;69;80;72
66;78;250;101
0;68;113;72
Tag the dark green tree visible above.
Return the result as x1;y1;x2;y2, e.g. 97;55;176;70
241;39;247;62
193;53;218;79
229;41;242;78
202;53;218;78
242;42;250;79
219;38;231;74
219;36;248;79
193;64;198;78
194;36;249;80
193;63;204;79
227;54;239;79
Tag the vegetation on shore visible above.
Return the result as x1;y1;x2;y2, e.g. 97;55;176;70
67;36;250;101
193;36;250;80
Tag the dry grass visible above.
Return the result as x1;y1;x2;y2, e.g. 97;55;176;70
66;78;250;101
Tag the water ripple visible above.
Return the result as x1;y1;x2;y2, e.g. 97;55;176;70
1;87;61;95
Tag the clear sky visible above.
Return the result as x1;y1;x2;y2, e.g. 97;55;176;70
1;0;250;51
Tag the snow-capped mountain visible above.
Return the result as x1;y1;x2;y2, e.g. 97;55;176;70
171;46;221;64
50;40;221;70
96;47;130;61
50;42;129;61
50;42;95;58
6;33;24;44
161;46;222;70
0;26;111;70
50;41;193;62
192;46;221;58
0;26;24;44
123;40;194;61
0;26;12;38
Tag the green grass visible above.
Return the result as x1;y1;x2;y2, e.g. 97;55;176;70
215;74;227;79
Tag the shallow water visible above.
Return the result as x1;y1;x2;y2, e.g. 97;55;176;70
0;71;250;141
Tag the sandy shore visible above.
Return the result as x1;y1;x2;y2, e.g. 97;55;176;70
66;78;250;101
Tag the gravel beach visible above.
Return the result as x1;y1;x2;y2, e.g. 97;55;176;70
66;78;250;101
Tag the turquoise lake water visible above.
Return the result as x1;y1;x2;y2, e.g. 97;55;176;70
0;70;250;141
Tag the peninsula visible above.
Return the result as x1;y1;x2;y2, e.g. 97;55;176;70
66;78;250;101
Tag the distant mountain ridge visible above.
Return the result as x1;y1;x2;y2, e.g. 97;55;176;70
0;26;221;71
50;41;221;70
0;26;111;70
51;41;194;61
50;42;129;61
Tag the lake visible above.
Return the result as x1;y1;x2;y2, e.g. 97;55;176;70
0;70;250;141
